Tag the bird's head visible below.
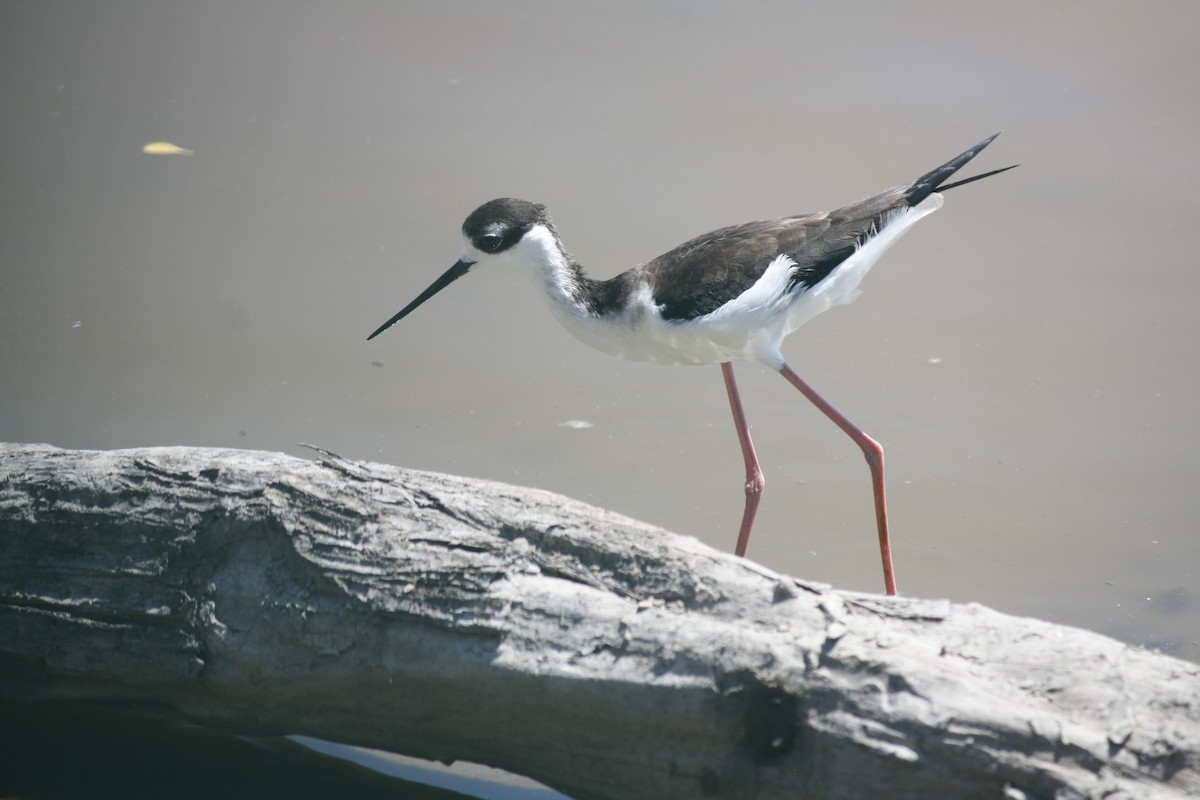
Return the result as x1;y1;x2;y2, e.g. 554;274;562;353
367;198;559;341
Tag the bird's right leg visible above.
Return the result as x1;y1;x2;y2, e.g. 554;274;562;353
721;362;765;557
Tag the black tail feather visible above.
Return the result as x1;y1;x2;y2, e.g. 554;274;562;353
935;163;1019;193
906;132;1016;206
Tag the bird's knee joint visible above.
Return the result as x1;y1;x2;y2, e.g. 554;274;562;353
859;438;884;469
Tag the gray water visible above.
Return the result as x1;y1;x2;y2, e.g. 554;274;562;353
3;0;1198;793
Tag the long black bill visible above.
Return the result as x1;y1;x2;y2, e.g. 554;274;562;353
367;259;475;341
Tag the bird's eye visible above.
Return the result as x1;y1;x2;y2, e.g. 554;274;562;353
478;233;503;252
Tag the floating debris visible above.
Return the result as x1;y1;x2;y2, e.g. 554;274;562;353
71;320;82;329
142;141;194;155
558;419;593;430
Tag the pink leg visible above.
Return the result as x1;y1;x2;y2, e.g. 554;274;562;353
721;362;764;557
778;363;898;596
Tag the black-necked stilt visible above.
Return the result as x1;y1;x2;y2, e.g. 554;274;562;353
369;134;1015;596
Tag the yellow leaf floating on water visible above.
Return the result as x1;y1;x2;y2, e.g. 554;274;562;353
142;141;194;155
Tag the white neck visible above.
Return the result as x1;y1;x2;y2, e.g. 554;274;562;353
469;224;590;317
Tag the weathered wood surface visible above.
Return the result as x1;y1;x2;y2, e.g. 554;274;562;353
1;442;1197;799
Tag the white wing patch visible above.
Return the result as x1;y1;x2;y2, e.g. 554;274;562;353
795;194;944;327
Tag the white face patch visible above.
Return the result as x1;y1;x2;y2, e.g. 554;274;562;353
459;238;483;264
460;224;583;310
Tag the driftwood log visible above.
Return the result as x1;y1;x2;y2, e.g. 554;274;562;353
0;442;1197;799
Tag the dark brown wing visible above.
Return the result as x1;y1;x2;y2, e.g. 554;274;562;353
628;132;1014;321
639;188;908;321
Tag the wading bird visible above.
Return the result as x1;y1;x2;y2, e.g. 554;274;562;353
369;134;1015;596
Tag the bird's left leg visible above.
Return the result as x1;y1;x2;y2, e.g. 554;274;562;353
778;362;898;596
